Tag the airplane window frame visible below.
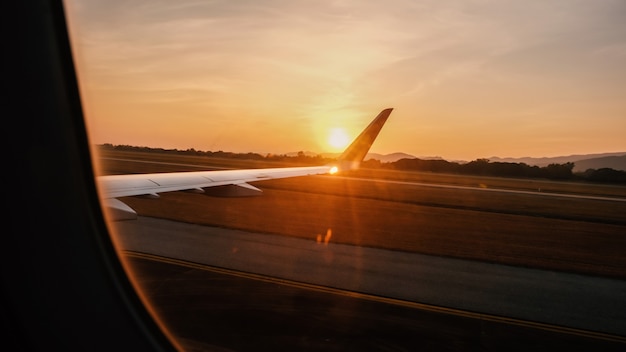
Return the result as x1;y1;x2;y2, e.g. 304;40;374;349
4;1;178;350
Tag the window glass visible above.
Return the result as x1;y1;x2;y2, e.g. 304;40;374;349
64;0;626;349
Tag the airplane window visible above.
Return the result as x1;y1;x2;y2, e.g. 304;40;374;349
62;0;625;350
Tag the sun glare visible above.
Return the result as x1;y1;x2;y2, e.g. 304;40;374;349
328;128;350;150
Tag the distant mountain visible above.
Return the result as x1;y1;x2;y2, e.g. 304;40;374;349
489;152;626;169
365;152;417;163
284;151;626;171
573;155;626;172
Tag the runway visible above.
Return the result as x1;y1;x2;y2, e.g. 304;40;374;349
332;175;626;202
113;216;626;337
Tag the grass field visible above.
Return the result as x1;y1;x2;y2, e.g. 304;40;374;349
97;150;626;279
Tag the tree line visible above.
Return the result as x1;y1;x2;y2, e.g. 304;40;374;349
374;158;626;183
97;144;338;164
98;144;626;184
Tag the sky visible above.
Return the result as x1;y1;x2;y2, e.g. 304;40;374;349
65;0;625;161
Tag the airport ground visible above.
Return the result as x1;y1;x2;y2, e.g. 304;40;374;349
97;150;626;350
99;150;626;279
123;253;626;352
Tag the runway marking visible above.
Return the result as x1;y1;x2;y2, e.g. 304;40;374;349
330;176;626;202
124;250;626;344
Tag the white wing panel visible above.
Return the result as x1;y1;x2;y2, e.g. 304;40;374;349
99;166;332;199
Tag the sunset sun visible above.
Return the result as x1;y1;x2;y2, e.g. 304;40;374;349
328;128;350;150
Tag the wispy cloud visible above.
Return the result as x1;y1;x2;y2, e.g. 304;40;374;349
67;0;626;159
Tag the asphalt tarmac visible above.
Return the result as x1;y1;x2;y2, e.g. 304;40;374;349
124;254;626;351
112;217;626;341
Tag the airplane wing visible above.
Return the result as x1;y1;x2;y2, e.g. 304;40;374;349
98;108;393;220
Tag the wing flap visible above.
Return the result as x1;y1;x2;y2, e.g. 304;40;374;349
103;198;137;221
202;183;263;197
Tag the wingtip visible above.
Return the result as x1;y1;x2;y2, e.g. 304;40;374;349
376;108;394;120
334;108;393;171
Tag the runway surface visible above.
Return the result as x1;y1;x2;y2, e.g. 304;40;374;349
334;176;626;202
113;216;626;337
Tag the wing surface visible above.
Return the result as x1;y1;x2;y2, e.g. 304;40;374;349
98;108;392;220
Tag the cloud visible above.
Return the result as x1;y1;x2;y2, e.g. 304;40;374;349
67;0;626;159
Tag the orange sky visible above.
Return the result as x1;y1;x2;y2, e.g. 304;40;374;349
65;0;625;161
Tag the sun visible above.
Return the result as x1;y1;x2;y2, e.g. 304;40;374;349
328;128;350;150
